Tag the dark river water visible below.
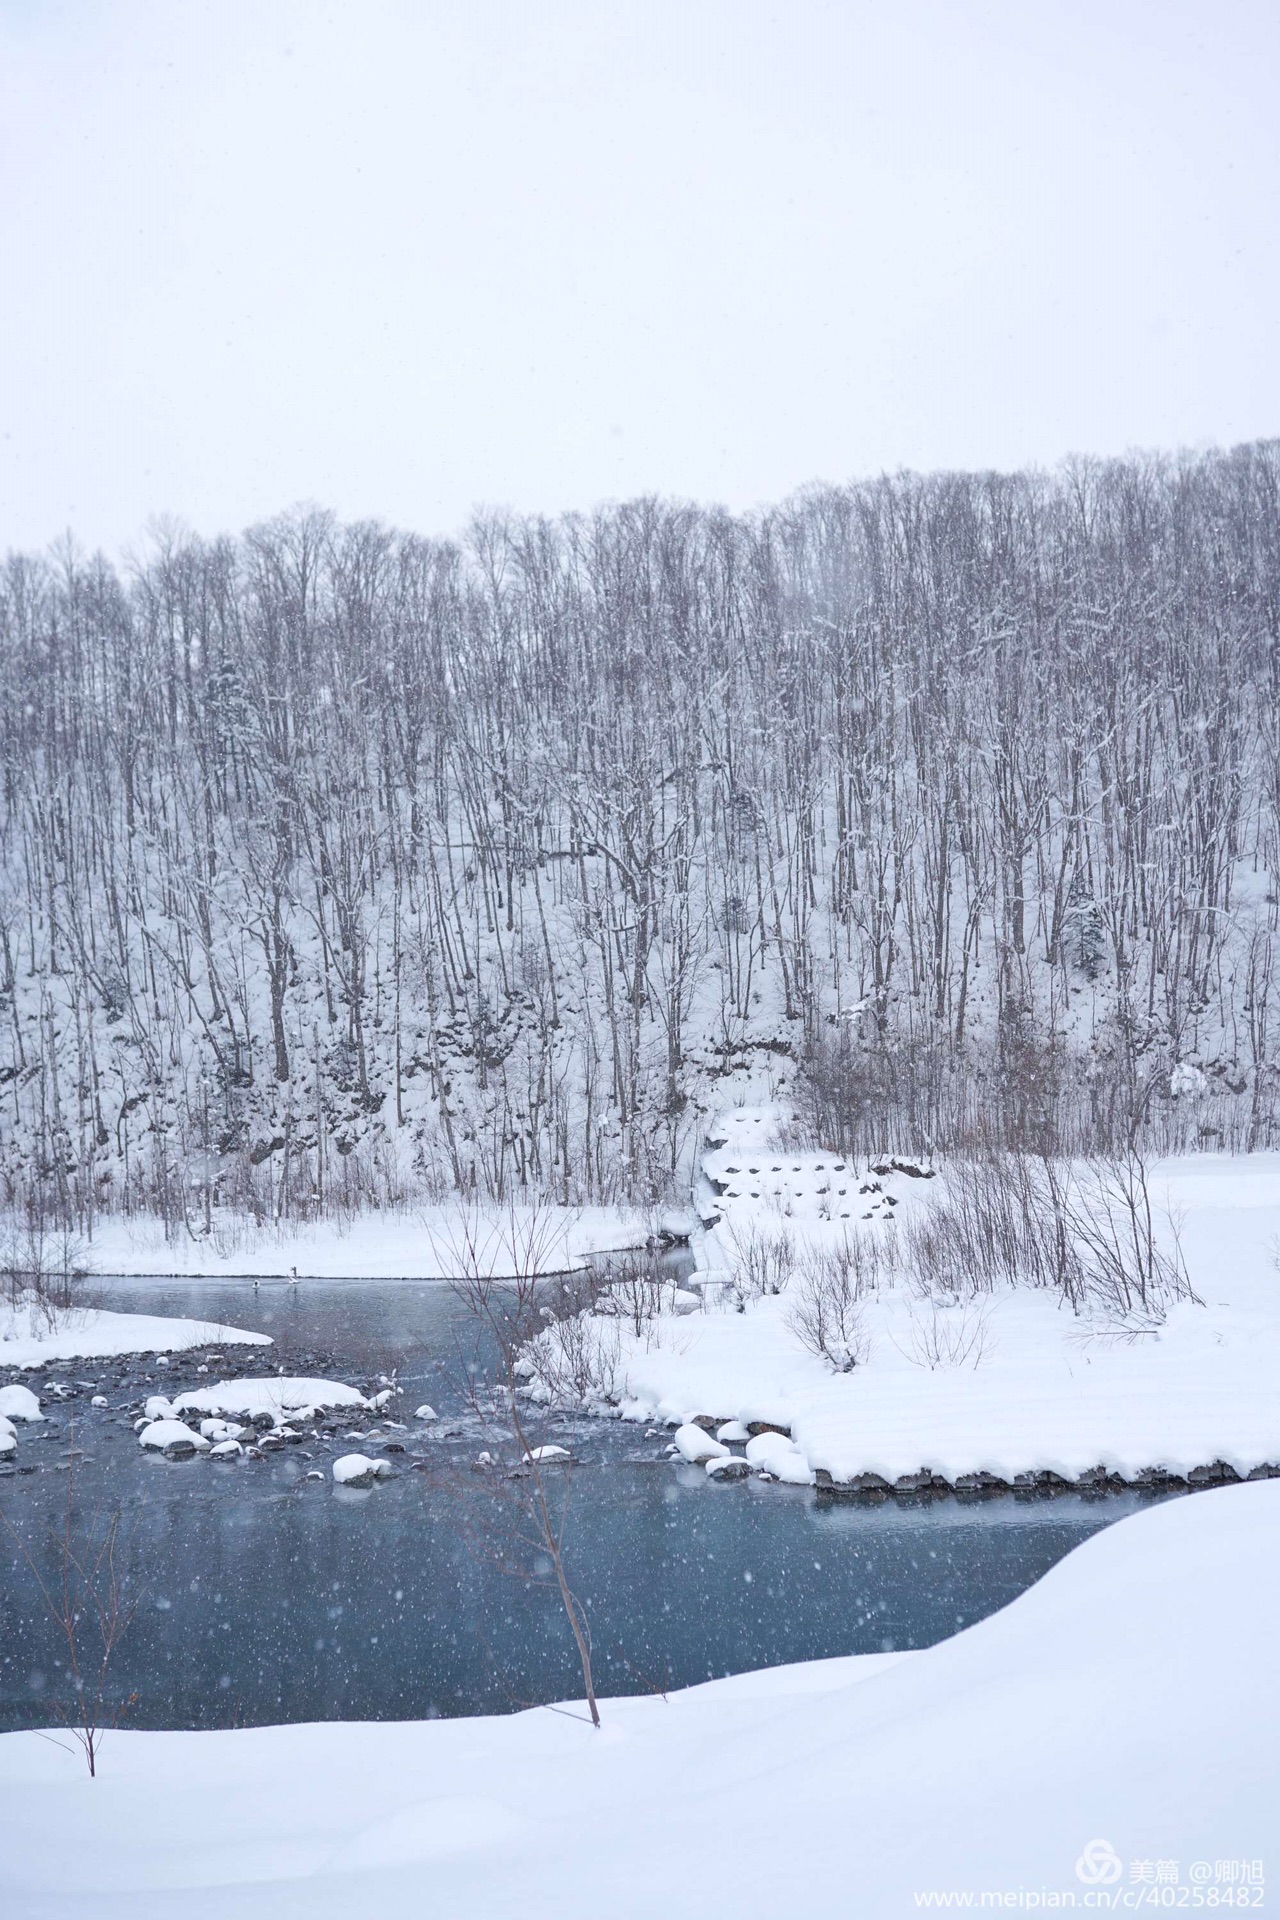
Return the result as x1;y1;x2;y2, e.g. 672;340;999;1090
0;1273;1178;1731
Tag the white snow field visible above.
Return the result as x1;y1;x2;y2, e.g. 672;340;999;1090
560;1125;1280;1488
0;1480;1274;1917
75;1202;672;1280
0;1306;271;1369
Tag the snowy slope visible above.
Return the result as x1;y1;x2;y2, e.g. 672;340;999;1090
0;1480;1274;1917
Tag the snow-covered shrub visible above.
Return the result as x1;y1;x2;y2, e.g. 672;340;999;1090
786;1232;892;1371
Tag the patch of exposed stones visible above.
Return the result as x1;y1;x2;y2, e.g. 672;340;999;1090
0;1342;426;1479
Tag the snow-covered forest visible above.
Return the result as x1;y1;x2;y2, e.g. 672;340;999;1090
4;440;1280;1226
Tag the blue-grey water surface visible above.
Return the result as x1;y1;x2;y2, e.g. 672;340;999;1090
0;1273;1178;1732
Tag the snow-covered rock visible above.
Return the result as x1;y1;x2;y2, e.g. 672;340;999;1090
673;1422;730;1464
90;1394;108;1408
526;1444;571;1463
705;1454;751;1479
199;1418;244;1441
414;1404;438;1420
332;1453;390;1488
139;1420;210;1456
745;1430;814;1484
145;1395;175;1421
716;1419;751;1443
174;1378;369;1421
207;1439;243;1459
0;1416;16;1456
0;1384;42;1422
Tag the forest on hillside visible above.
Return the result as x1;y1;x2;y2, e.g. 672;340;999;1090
3;440;1279;1228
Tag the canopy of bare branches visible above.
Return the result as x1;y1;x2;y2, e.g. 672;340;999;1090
3;442;1279;1225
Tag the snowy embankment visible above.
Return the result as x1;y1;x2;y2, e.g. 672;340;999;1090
0;1306;270;1370
1;1481;1274;1917
543;1114;1280;1488
76;1203;673;1279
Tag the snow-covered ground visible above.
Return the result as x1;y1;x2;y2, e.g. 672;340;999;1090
544;1120;1280;1487
74;1202;670;1279
0;1306;271;1369
0;1480;1273;1917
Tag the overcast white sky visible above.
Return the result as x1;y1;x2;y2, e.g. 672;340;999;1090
2;0;1278;556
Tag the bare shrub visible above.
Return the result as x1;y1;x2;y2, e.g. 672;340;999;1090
897;1297;993;1370
2;1455;141;1776
724;1221;795;1300
595;1250;669;1338
902;1150;1193;1320
444;1203;606;1726
786;1231;893;1371
523;1306;622;1407
0;1215;90;1331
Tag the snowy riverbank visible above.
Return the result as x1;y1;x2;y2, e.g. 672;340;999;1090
0;1305;271;1370
543;1126;1280;1488
1;1479;1274;1917
67;1203;670;1280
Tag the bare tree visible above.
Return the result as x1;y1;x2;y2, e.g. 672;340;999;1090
3;1453;140;1777
442;1205;604;1727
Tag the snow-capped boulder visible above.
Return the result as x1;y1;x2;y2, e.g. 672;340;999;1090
674;1423;730;1464
139;1419;210;1457
199;1418;244;1442
0;1384;43;1423
745;1431;814;1485
145;1395;175;1421
414;1404;438;1421
526;1444;571;1464
0;1416;16;1456
332;1453;390;1488
207;1439;242;1459
90;1395;108;1408
705;1454;751;1480
716;1420;751;1443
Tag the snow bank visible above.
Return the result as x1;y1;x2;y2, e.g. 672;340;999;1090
0;1308;270;1369
78;1203;671;1280
173;1378;369;1421
0;1481;1274;1916
614;1148;1280;1485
